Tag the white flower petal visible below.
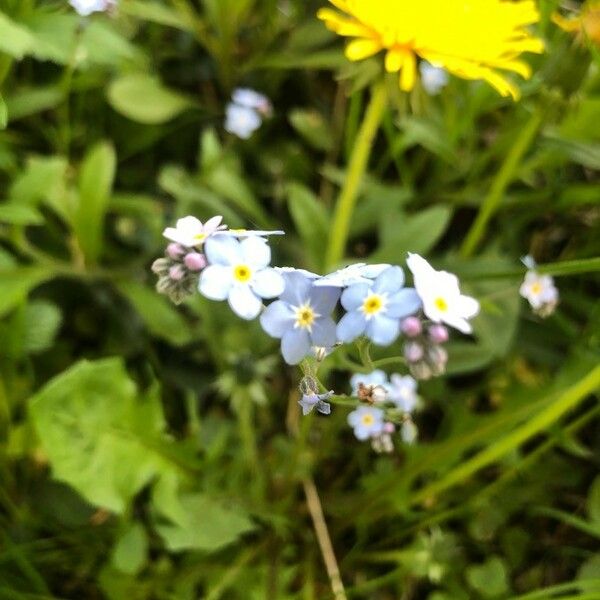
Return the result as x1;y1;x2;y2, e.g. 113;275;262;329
457;294;480;319
205;235;242;266
251;268;285;298
228;284;262;320
240;236;271;269
199;265;233;300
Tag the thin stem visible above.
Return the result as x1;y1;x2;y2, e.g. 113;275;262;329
460;108;544;258
303;478;347;600
325;80;388;270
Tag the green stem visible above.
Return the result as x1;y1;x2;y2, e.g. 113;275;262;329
460;108;544;258
325;80;388;270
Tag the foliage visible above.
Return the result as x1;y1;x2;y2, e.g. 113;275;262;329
0;0;599;598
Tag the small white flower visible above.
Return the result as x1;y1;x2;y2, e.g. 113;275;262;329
163;216;226;248
388;374;419;413
232;88;272;116
350;370;389;395
406;253;479;334
199;235;284;320
69;0;114;16
419;62;449;95
225;103;262;139
520;271;558;317
314;263;391;288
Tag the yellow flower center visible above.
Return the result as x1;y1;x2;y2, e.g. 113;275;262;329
362;294;385;317
294;304;317;330
233;264;252;283
361;414;375;426
229;228;247;234
530;282;542;296
434;297;448;312
193;232;207;242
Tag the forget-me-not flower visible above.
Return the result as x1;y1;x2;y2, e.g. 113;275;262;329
221;228;284;238
69;0;114;15
348;406;385;440
232;88;272;116
388;374;419;413
298;391;333;416
520;270;558;317
314;263;390;288
199;235;284;320
407;253;479;334
350;370;390;395
163;215;227;248
260;271;340;364
419;62;449;95
337;266;421;346
225;104;262;139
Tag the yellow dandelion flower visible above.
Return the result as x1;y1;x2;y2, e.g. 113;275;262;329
553;2;600;47
317;0;545;100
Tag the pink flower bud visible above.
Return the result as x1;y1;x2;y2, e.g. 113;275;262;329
167;243;185;259
404;342;424;363
429;324;449;344
184;252;206;271
383;422;395;434
401;316;422;337
169;265;185;281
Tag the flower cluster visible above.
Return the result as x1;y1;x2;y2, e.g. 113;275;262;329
154;214;481;453
225;88;272;139
519;256;559;318
69;0;116;16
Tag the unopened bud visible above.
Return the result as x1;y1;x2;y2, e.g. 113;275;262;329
401;316;422;337
167;243;186;259
184;252;206;271
383;422;395;434
151;258;170;275
169;265;185;281
404;342;424;363
428;324;449;344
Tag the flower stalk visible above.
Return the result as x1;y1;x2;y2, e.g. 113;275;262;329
325;80;388;270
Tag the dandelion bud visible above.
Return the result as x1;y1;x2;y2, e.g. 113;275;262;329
428;324;449;344
401;316;422;337
184;252;206;271
404;342;424;363
169;265;185;281
166;243;186;260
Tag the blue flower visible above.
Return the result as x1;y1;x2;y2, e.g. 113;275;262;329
347;406;385;440
260;271;340;364
298;391;333;416
350;370;390;395
314;263;390;288
388;374;419;412
336;266;421;346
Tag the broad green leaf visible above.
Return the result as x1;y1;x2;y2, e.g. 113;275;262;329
120;1;193;30
115;281;193;346
108;74;193;124
74;142;117;263
4;86;64;121
111;523;148;575
0;13;35;59
445;342;496;375
0;203;43;225
22;301;62;354
286;183;329;271
80;21;145;67
288;109;333;152
29;358;189;514
396;116;456;164
0;267;54;318
466;557;509;598
155;493;255;552
26;13;78;64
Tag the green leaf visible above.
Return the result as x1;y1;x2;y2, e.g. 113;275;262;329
74;142;117;263
0;94;7;130
115;281;193;346
374;206;451;263
286;183;329;271
4;86;64;121
107;74;193;124
22;301;62;354
445;342;496;375
26;13;78;64
0;267;54;318
29;358;189;515
0;13;35;59
80;21;145;68
466;557;509;598
589;476;600;525
111;523;148;576
120;0;193;30
155;493;255;552
288;109;333;152
0;203;44;225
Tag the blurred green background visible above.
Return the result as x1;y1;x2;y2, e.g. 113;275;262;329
1;0;600;598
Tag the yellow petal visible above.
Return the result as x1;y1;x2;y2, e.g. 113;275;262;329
385;48;404;72
552;13;582;33
345;38;383;61
317;8;372;37
399;51;417;91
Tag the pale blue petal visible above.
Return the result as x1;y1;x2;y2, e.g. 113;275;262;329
260;300;294;338
228;284;262;320
310;286;340;315
240;236;271;269
199;265;233;300
311;317;337;348
366;314;401;346
340;283;370;311
386;288;422;318
373;266;404;294
251;268;284;298
336;311;367;343
279;271;313;306
354;424;371;441
205;235;242;266
281;328;311;365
